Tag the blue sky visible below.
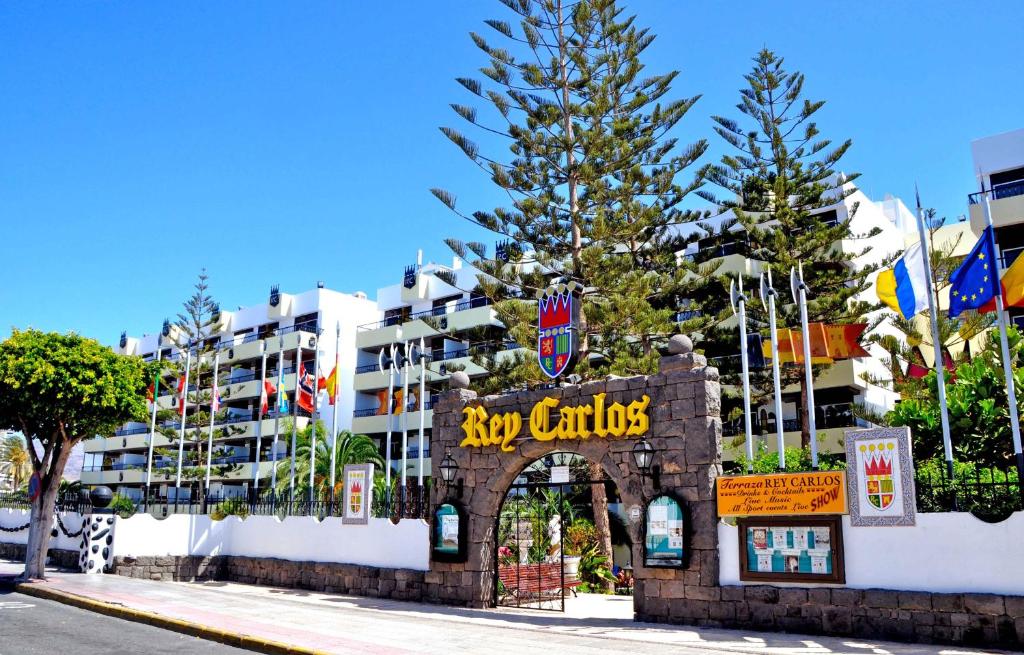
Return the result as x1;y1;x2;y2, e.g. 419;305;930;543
2;1;1021;345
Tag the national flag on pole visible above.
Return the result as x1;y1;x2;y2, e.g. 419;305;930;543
297;372;316;413
877;242;930;319
324;365;339;406
211;376;222;413
260;380;275;417
176;375;187;415
980;250;1024;313
147;372;159;409
949;226;1000;318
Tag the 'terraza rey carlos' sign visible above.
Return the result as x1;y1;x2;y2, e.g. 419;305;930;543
717;472;847;517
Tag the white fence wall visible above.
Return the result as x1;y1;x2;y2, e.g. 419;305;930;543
719;512;1024;596
112;514;430;571
0;508;84;551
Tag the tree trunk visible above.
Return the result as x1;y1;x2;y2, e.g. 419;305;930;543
22;446;72;580
799;380;811;450
588;461;615;592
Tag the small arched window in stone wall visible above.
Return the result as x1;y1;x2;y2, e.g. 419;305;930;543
643;493;689;569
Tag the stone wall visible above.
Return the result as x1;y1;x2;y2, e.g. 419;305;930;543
111;555;428;602
637;585;1023;649
426;341;722;609
0;543;79;570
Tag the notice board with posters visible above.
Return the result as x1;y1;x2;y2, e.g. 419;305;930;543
716;471;847;517
738;515;845;583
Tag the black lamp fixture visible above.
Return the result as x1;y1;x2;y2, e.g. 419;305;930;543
632;438;660;490
438;449;463;498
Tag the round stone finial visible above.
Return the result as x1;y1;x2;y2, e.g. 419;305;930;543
667;334;693;355
449;371;471;389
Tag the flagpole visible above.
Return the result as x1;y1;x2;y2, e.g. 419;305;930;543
731;278;754;472
174;344;192;507
204;351;220;496
792;263;819;469
271;337;284;499
380;334;399;516
982;193;1024;483
144;335;163;508
308;329;322;508
400;340;411;515
330;321;341;505
417;336;427;503
914;191;955;490
253;345;268;498
289;341;301;507
760;269;787;470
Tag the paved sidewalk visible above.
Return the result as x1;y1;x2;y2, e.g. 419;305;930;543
0;561;1007;654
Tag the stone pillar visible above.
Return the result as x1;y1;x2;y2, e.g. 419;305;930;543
79;514;117;574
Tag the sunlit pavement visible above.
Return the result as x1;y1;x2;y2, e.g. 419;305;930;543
2;562;1009;655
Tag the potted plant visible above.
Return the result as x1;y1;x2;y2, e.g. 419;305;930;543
562;519;596;580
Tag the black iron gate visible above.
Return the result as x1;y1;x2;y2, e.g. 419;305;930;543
495;459;612;611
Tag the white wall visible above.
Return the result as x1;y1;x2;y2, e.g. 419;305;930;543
111;514;430;571
0;508;84;551
719;512;1024;595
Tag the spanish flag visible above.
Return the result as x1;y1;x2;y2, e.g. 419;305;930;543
980;251;1024;313
324;365;339;406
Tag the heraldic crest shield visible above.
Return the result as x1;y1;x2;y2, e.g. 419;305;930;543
862;441;896;510
537;283;580;379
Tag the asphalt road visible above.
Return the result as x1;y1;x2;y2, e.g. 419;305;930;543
0;589;251;655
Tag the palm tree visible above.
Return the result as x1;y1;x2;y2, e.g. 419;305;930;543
1;433;32;491
273;421;384;501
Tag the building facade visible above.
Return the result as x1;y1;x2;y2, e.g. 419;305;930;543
350;253;518;482
80;286;378;501
969;127;1024;331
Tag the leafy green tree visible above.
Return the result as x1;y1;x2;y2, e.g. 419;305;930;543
887;327;1023;468
1;433;31;491
431;0;709;586
272;422;383;502
699;48;886;449
0;330;151;579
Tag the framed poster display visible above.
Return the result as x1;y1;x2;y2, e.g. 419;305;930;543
844;426;916;526
432;502;468;563
342;463;374;525
737;515;845;583
643;493;689;568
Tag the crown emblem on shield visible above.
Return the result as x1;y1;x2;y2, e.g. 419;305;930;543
861;442;896;510
537;283;580;379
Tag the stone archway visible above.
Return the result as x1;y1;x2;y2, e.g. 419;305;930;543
426;338;723;616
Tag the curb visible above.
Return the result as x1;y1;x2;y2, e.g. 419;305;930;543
15;582;331;655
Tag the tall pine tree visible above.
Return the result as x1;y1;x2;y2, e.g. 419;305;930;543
154;269;242;502
432;0;709;589
698;49;886;450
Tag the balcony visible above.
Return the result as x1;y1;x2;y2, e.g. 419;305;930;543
352;406;434;435
355;298;498;349
969;181;1024;232
352;341;518;392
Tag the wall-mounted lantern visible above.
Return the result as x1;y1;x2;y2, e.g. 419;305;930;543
439;449;463;499
632;437;660;490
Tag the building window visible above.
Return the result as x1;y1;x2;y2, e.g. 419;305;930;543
293;312;318;332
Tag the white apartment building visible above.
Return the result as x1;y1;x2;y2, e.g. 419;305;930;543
969;128;1024;331
687;184;906;459
350;253;516;481
81;285;378;501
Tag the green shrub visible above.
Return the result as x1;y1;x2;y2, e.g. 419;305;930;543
108;493;137;518
210;496;250;521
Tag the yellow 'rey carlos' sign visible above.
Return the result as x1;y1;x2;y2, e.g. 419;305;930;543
716;472;847;517
460;393;650;453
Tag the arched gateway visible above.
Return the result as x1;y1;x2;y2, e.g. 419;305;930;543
426;337;723;619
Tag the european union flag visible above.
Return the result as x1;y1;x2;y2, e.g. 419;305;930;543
949;226;1000;318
